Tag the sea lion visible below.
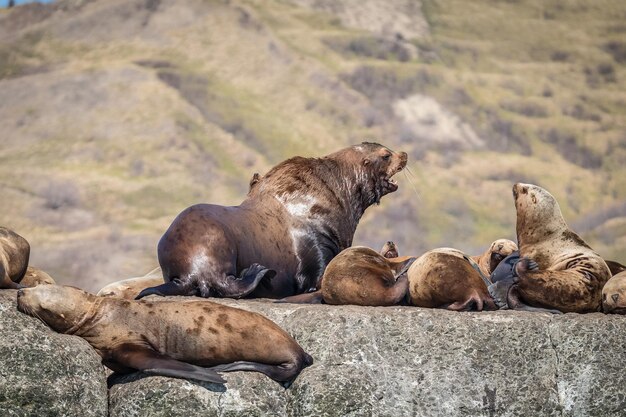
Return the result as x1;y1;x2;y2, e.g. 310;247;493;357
602;271;626;314
17;285;313;388
471;239;519;277
407;245;507;312
98;268;163;300
0;227;30;290
248;172;261;193
489;183;611;314
381;241;399;258
277;241;414;305
20;266;56;287
137;142;408;300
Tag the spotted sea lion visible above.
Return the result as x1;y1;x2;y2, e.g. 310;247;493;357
98;268;163;300
137;143;408;300
489;183;611;314
0;227;30;290
17;285;313;388
602;271;626;314
406;239;516;311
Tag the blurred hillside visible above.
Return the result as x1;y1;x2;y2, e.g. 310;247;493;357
0;0;625;292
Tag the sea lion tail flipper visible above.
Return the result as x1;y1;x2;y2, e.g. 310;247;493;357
276;291;324;304
208;359;305;388
392;257;417;280
112;344;226;384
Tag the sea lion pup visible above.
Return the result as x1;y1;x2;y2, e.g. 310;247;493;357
17;285;313;388
489;183;611;314
471;239;519;277
98;268;163;300
602;271;626;314
20;266;56;287
0;227;30;290
407;245;506;312
137;142;407;300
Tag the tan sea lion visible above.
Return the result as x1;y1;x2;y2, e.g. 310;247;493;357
471;239;519;277
98;268;163;300
20;266;56;287
17;285;313;388
277;242;414;305
0;227;30;289
491;183;611;314
602;271;626;314
137;143;408;300
407;245;508;312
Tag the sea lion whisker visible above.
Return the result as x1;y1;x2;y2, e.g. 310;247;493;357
402;170;422;201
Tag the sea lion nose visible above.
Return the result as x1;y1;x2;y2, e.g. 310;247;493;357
387;241;394;246
612;293;620;303
17;289;24;298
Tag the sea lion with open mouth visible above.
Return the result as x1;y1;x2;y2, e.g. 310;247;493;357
136;143;407;300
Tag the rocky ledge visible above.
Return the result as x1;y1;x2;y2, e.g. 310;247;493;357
1;290;625;417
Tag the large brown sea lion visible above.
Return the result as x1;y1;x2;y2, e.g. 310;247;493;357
490;183;611;314
406;239;517;311
602;271;626;314
0;227;30;289
97;268;163;300
137;143;407;300
17;285;313;388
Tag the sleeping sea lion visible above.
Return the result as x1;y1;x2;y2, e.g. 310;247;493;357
17;285;313;388
97;268;163;300
136;142;408;300
406;241;516;312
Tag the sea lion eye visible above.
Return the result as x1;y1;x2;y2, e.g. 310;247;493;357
382;153;391;161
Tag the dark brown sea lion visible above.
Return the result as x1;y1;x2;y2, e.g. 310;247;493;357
17;285;313;388
137;143;407;300
602;271;626;314
605;260;626;276
407;247;502;311
490;183;611;314
97;267;162;300
0;227;30;290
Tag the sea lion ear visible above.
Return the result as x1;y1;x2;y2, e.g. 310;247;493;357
362;157;371;166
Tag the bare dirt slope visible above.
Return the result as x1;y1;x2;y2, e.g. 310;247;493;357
1;0;625;291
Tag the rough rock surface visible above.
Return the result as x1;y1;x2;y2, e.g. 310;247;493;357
1;292;626;416
0;290;107;417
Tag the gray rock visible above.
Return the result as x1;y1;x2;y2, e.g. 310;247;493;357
2;292;626;417
0;290;108;417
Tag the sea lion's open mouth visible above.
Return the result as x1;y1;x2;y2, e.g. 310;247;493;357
383;177;399;193
384;250;397;258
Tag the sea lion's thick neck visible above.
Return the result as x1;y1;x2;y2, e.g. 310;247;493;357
64;296;104;336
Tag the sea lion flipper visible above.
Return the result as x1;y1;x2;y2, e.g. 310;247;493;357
215;264;276;298
276;290;324;304
112;343;226;384
135;280;190;300
392;257;417;280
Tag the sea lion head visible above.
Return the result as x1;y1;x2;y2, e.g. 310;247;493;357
381;241;399;258
353;142;407;203
602;272;626;314
17;285;97;333
487;239;518;274
513;183;567;244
